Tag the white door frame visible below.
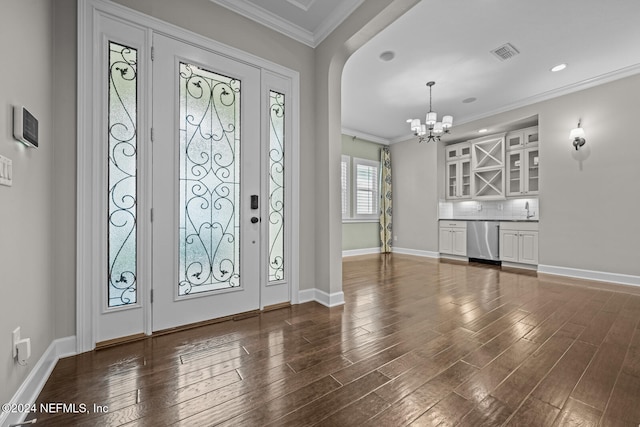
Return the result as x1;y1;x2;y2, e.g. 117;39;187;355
77;0;300;353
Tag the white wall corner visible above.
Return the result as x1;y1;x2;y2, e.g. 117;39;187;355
342;247;381;257
1;336;77;427
538;265;640;287
297;288;345;307
392;247;440;258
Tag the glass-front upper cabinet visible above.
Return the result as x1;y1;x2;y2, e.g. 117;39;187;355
506;147;539;196
445;142;470;161
446;158;471;199
506;126;538;150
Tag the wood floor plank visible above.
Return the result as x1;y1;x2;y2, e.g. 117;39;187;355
262;371;390;427
491;329;577;411
29;254;640;426
531;340;597;409
409;391;474;426
505;396;561;426
552;397;602;427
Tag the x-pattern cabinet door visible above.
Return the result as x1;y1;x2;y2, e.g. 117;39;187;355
471;135;505;199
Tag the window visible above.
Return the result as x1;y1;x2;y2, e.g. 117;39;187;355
342;156;380;222
353;158;379;219
341;155;350;219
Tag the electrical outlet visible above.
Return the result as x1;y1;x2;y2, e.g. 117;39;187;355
12;327;20;358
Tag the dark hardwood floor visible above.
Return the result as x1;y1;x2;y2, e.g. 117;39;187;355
27;254;640;426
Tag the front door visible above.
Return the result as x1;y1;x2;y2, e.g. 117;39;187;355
151;34;261;331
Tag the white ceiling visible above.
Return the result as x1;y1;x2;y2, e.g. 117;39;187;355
211;0;364;47
215;0;640;144
342;0;640;143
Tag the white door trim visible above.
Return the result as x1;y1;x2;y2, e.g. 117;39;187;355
77;0;300;353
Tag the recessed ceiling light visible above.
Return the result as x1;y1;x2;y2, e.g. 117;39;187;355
478;129;488;133
462;97;477;104
379;51;395;62
551;63;567;72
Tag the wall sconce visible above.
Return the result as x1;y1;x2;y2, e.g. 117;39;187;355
570;120;586;150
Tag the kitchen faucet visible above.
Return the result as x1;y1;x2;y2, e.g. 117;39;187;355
525;201;535;219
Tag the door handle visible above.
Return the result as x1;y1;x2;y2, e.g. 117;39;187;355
251;195;259;210
251;217;260;224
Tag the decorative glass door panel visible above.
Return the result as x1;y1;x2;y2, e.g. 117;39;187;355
178;63;240;296
152;34;261;332
268;91;285;282
108;41;138;308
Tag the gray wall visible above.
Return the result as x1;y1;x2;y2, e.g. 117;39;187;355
0;0;55;406
341;134;383;251
392;73;640;276
390;138;440;252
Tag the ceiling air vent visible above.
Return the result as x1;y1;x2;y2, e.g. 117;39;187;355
490;43;520;61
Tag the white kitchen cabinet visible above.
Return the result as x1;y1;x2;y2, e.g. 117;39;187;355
471;135;505;200
439;221;467;256
445;142;471;200
499;222;538;265
505;126;538;150
446;158;471;199
506;147;539;196
445;142;471;161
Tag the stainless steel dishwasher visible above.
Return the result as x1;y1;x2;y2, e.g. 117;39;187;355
467;221;500;263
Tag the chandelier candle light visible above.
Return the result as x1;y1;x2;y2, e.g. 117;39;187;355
407;81;453;143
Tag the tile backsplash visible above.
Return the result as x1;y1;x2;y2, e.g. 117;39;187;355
439;198;539;221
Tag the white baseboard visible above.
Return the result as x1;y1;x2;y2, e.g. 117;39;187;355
342;247;381;257
298;288;345;307
1;336;77;427
501;261;538;271
538;264;640;287
392;247;440;258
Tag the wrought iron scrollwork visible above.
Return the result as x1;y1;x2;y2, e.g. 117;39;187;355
178;63;241;296
268;91;285;282
107;42;138;307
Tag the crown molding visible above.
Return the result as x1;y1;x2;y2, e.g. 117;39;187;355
211;0;363;48
312;0;364;47
211;0;315;46
455;63;640;127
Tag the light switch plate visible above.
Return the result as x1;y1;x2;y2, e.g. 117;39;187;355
0;155;13;186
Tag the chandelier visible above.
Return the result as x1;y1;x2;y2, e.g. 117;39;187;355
407;81;453;143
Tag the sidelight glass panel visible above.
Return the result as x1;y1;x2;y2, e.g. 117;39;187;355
108;41;138;307
178;62;241;296
268;91;285;282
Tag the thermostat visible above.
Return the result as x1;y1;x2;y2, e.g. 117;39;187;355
13;106;39;148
